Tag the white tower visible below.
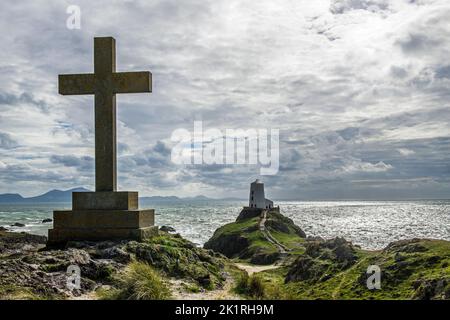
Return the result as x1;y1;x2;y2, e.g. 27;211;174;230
249;179;266;209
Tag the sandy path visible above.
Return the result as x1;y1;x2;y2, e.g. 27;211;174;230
170;275;241;300
234;263;280;276
259;210;289;255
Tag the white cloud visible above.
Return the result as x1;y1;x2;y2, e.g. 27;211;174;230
397;148;415;156
0;0;449;199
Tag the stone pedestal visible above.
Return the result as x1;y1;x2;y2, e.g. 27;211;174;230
48;191;157;244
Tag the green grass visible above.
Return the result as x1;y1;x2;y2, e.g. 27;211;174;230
251;239;450;300
270;230;306;254
234;273;266;299
0;285;52;300
98;261;172;300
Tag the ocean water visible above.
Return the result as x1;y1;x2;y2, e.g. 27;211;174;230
0;200;449;250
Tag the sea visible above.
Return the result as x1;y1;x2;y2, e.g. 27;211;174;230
1;200;449;250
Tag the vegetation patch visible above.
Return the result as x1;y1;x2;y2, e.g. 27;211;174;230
204;208;307;265
98;261;171;300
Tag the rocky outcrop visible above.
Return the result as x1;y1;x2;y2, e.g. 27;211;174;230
285;237;358;283
284;237;450;300
204;208;306;265
0;230;227;299
159;225;176;233
11;223;25;227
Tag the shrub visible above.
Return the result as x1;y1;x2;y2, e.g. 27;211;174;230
235;272;250;294
248;275;265;299
235;272;266;299
101;261;171;300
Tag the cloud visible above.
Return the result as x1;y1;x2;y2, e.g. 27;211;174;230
340;160;393;173
0;132;18;149
397;148;415;156
330;0;390;14
0;0;449;199
50;155;94;171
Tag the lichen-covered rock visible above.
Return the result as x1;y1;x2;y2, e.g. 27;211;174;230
125;235;226;289
412;278;450;300
286;237;358;283
0;230;229;299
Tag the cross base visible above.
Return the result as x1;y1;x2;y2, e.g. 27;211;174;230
48;191;157;244
48;224;158;244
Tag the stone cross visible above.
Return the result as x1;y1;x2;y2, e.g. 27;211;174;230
59;37;152;192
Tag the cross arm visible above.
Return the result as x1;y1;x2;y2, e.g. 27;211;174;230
113;71;152;94
59;74;95;95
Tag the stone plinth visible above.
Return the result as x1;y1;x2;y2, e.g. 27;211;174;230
48;225;158;243
73;192;138;210
48;192;157;244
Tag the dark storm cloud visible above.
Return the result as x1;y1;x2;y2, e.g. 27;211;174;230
50;155;94;171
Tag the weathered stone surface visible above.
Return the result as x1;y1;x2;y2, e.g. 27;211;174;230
73;191;138;210
11;223;25;227
48;226;158;244
286;237;358;283
0;230;228;299
53;209;154;229
205;207;306;265
51;37;156;244
58;37;152;192
159;225;176;233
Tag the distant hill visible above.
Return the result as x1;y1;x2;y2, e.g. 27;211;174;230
0;188;244;204
0;188;89;203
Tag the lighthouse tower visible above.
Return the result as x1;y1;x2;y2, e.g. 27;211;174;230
249;179;273;209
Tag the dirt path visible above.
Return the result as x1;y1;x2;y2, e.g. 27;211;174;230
259;210;289;256
170;276;241;300
234;263;279;276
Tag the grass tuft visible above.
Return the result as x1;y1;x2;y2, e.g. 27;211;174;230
99;261;171;300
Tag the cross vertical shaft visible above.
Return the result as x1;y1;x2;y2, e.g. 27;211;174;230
94;37;117;192
51;36;155;244
58;36;152;193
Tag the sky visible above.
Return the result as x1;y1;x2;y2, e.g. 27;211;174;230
0;0;449;200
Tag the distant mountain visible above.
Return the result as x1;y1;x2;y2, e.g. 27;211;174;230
140;196;182;202
0;188;244;204
0;188;90;203
0;193;24;203
141;195;217;202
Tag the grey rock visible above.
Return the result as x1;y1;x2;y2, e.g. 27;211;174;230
160;225;176;233
12;223;25;227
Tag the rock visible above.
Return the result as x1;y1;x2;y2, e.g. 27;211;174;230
413;278;450;300
236;207;264;221
250;251;280;265
11;223;25;227
307;236;325;242
159;225;176;233
205;207;306;265
125;236;226;288
205;234;250;258
286;237;358;284
0;228;229;299
94;246;131;263
42;219;53;223
0;226;7;231
384;239;428;253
